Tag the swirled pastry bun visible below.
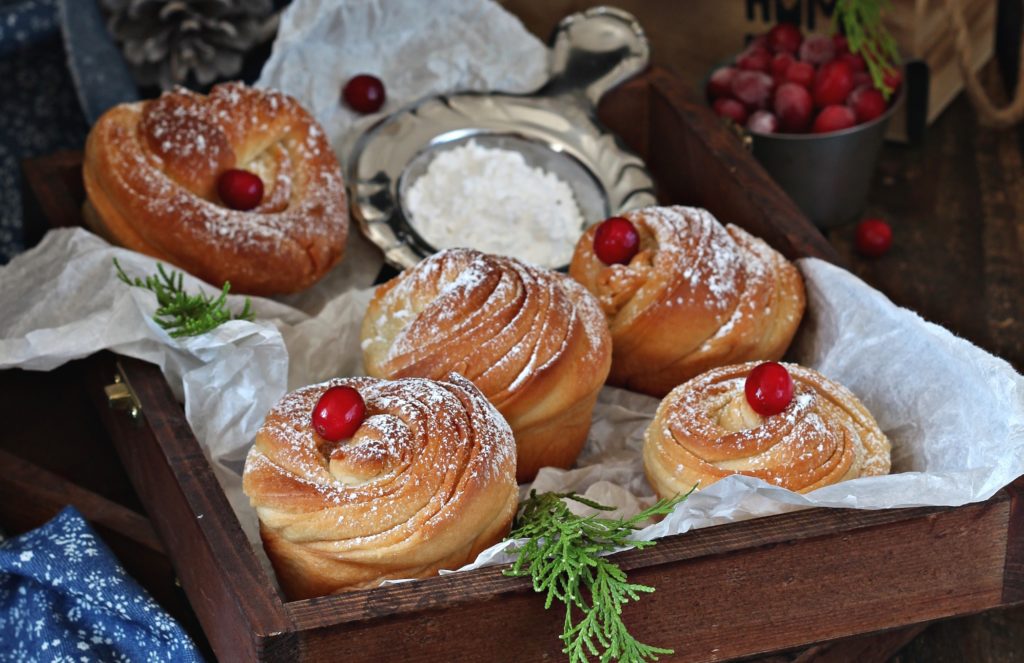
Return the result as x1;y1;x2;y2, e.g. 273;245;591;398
361;249;612;482
243;374;518;599
643;362;891;498
570;206;805;397
83;82;348;295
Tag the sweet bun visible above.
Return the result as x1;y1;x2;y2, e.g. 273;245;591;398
243;373;518;599
643;361;891;498
361;248;612;482
83;81;348;295
570;205;805;397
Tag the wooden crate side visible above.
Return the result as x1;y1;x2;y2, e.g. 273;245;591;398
596;73;652;167
81;354;295;660
285;503;956;630
288;499;1010;663
1005;477;1024;604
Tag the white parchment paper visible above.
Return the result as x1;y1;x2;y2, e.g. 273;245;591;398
2;0;1022;580
3;228;1023;574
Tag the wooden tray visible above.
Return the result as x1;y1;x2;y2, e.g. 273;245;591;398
21;66;1023;662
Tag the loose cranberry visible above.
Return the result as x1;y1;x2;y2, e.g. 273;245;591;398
770;53;796;83
774;82;814;132
767;23;803;55
731;70;774;108
737;47;772;72
713;98;749;125
812;105;857;133
833;34;850;55
312;385;366;441
849;86;887;123
747;110;778;134
784;61;816;88
217;169;263;211
707;67;738;99
744;361;795;417
813;60;854;107
342;74;386;114
593;216;640;265
838;52;866;72
855;218;893;257
799;34;836;65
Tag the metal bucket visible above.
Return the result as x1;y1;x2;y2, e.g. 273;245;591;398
749;89;904;229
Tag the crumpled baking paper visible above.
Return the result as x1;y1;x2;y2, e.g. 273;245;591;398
256;0;549;160
2;0;1022;581
3;228;1022;577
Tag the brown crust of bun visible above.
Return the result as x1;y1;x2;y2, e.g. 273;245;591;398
569;205;806;397
643;362;891;498
242;374;518;599
82;82;348;295
361;248;613;482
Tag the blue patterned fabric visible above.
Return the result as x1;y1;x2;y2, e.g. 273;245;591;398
0;0;89;265
0;507;204;662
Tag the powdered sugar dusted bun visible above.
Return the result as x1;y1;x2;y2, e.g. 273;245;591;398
242;373;518;599
361;248;612;482
569;205;805;397
83;81;348;295
643;362;891;499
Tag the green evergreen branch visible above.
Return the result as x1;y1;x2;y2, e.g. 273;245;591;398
504;489;694;663
114;258;254;338
833;0;902;99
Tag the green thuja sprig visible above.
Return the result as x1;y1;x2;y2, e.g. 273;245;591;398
504;489;693;663
114;258;254;338
833;0;902;99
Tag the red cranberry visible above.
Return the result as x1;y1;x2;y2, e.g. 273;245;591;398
707;67;738;99
770;53;796;83
851;70;873;90
812;105;857;133
774;83;813;132
838;52;866;72
747;110;778;134
731;70;774;108
855;218;893;257
713;98;749;124
849;86;887;123
813;60;854;107
312;385;366;441
342;74;386;114
784;61;816;88
217;169;263;211
767;23;803;54
737;47;772;72
799;34;836;65
744;362;795;417
593;216;640;265
833;34;850;55
883;67;903;94
747;34;770;52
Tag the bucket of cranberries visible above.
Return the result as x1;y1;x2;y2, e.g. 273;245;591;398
707;23;904;229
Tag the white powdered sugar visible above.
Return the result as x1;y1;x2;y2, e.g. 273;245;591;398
404;141;585;269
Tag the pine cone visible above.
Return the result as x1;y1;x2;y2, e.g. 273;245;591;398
102;0;277;90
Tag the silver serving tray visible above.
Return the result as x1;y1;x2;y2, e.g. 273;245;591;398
346;6;658;270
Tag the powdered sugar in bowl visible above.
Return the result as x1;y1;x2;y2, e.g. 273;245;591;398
401;138;600;270
346;7;657;270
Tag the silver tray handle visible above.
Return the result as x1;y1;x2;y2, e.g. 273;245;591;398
540;6;651;108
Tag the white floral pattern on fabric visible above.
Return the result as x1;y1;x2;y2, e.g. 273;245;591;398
0;507;203;662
